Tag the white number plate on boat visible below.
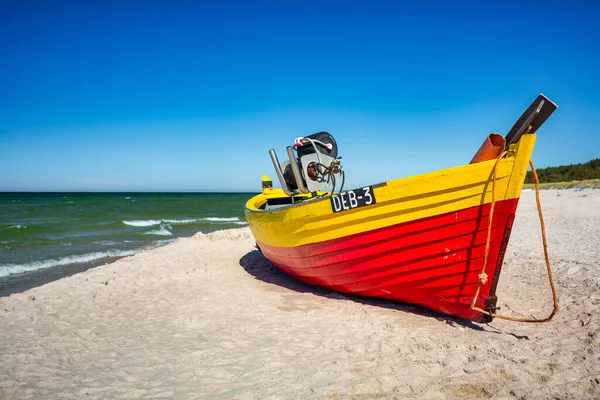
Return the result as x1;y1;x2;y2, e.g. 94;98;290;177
330;186;377;213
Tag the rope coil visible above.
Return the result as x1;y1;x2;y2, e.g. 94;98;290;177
470;153;559;323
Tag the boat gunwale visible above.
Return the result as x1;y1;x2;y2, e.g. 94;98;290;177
244;150;517;214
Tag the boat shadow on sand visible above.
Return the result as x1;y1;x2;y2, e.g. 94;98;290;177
239;250;525;335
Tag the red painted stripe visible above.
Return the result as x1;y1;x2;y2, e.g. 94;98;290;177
257;198;520;321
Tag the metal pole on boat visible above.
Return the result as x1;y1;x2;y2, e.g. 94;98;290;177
269;149;295;197
286;146;309;194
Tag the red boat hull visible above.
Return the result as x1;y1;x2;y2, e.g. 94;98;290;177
257;198;519;322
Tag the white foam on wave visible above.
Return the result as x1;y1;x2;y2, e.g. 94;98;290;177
163;218;198;224
202;217;242;222
6;225;27;230
143;226;173;236
0;249;139;278
123;220;162;227
123;217;244;227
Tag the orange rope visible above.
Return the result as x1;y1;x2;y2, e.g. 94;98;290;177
470;155;559;323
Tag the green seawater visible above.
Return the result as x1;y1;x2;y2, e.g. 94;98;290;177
0;192;253;293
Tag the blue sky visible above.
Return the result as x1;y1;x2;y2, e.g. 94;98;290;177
1;1;599;192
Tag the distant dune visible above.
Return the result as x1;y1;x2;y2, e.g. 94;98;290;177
524;178;600;189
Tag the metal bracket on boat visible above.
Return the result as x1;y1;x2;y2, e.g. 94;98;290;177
269;149;295;197
504;94;558;150
286;146;309;194
485;295;499;315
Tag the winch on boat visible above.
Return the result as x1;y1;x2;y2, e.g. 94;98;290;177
270;131;344;197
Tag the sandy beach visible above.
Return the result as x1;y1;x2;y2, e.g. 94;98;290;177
1;189;598;399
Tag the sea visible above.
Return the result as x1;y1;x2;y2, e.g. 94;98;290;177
0;192;252;296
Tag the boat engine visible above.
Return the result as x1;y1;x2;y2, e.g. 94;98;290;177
270;131;344;196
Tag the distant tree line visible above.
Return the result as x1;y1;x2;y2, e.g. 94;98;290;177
525;158;600;183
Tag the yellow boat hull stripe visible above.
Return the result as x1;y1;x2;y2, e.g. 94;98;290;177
245;134;535;248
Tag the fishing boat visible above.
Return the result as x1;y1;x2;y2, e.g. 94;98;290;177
244;95;558;322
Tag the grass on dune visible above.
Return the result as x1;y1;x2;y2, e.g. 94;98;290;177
523;179;600;190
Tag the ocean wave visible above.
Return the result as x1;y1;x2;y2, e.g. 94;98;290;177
202;217;241;222
0;237;59;249
122;220;162;227
163;218;198;224
92;240;121;246
142;226;173;236
122;217;245;227
153;239;177;246
0;225;56;240
4;225;28;230
0;249;139;278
